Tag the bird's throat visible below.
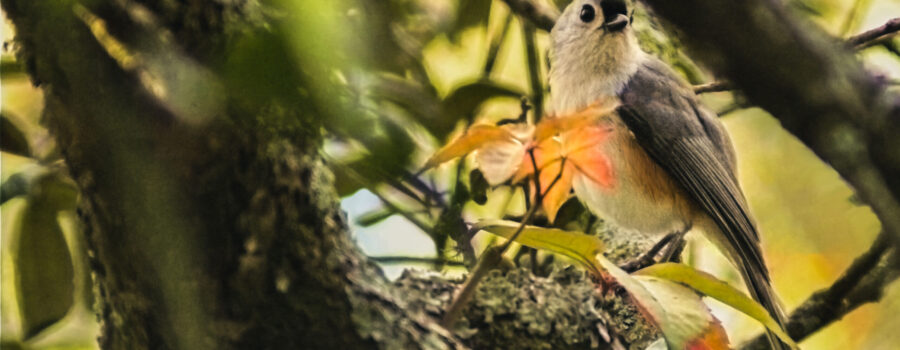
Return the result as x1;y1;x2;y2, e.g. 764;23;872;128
549;33;645;114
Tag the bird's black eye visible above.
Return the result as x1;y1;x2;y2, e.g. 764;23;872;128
579;4;596;23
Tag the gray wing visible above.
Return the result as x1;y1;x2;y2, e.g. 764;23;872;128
616;58;767;278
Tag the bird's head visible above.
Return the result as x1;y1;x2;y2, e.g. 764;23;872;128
549;0;644;113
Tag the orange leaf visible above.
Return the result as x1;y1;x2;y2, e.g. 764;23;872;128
512;136;559;183
424;124;514;169
686;320;730;350
512;150;535;183
536;97;619;142
539;160;574;223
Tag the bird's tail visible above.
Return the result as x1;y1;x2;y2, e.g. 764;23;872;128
738;259;792;350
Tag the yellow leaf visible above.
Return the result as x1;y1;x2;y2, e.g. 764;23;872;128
473;220;604;276
424;124;514;169
635;263;797;348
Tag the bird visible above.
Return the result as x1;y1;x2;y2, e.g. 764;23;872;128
548;1;790;349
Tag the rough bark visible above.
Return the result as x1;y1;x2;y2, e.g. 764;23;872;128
1;0;622;349
2;0;444;348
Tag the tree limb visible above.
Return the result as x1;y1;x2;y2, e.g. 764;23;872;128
639;0;900;252
848;17;900;48
741;233;899;349
500;0;558;32
694;17;900;94
369;256;467;267
692;81;733;94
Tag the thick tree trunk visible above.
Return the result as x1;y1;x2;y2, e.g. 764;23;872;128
2;1;617;349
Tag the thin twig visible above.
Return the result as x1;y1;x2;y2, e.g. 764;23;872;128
439;245;506;328
387;178;434;208
369;189;433;235
500;159;565;252
402;170;447;207
848;17;900;48
693;81;733;94
337;163;434;234
370;256;467;267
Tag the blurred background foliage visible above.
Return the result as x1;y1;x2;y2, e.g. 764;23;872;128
2;0;899;349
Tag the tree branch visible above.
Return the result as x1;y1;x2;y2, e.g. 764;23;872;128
369;256;466;267
741;233;899;349
848;17;900;48
692;81;733;94
639;0;900;252
694;17;900;94
500;0;558;32
523;20;544;122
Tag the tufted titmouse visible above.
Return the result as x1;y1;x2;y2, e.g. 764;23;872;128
549;1;789;349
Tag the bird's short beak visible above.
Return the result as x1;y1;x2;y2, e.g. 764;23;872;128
605;13;629;32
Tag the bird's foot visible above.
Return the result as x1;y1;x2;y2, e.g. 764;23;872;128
619;230;688;272
659;231;687;263
620;232;678;272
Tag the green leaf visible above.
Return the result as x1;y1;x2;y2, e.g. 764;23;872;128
635;263;797;347
1;172;30;205
468;169;489;205
1;113;31;157
367;74;442;136
7;168;79;339
223;30;305;113
438;81;523;138
14;201;75;339
355;208;395;227
0;341;24;350
435;182;469;253
2;166;77;207
450;0;492;41
473;219;604;276
1;56;27;79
